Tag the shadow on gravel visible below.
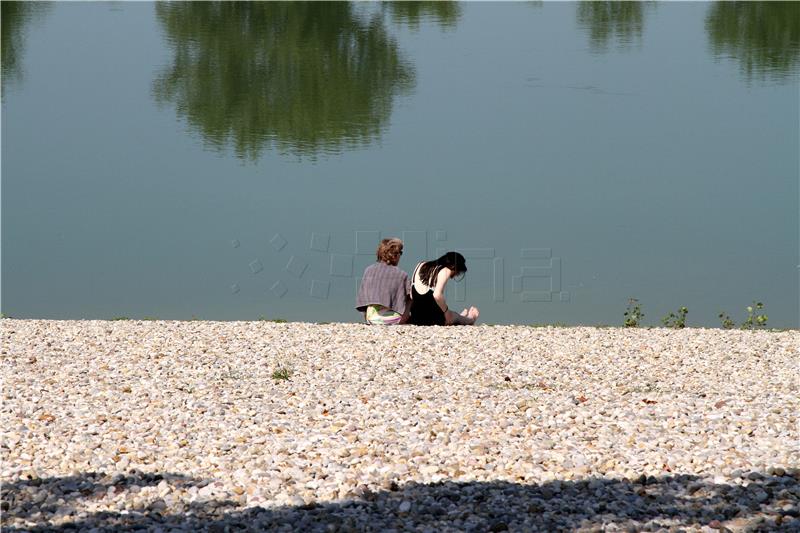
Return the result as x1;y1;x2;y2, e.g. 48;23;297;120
2;470;798;532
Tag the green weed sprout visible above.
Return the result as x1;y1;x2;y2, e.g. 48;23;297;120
661;307;688;329
623;298;644;327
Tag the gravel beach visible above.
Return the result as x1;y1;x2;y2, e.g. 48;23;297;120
2;320;798;532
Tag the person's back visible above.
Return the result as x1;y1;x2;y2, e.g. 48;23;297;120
355;239;410;325
408;252;479;326
408;262;447;326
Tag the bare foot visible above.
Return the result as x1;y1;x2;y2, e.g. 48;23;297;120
460;308;470;316
468;306;480;323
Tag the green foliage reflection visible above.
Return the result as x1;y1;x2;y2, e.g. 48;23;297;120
576;1;652;53
1;1;50;97
706;1;800;83
152;2;416;160
384;1;462;31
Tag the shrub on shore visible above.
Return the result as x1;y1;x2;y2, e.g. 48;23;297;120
720;301;768;330
662;307;688;329
741;301;768;330
623;298;644;327
719;311;736;329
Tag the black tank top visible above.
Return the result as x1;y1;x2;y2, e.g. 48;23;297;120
408;263;446;326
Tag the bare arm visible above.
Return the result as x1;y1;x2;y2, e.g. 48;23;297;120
399;272;413;324
432;268;451;313
399;292;411;324
432;267;477;326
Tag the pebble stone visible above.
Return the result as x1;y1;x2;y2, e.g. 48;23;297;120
1;320;798;531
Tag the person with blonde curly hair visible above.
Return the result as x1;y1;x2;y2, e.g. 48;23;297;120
355;238;411;325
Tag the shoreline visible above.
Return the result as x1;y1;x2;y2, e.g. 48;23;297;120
2;317;796;332
3;320;798;531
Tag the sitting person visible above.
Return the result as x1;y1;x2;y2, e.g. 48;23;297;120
408;251;479;326
355;238;411;325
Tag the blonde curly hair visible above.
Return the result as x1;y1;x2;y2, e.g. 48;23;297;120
376;238;403;265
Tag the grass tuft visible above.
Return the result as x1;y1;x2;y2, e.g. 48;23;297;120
272;364;292;381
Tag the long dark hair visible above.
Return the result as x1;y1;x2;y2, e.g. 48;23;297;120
417;251;467;287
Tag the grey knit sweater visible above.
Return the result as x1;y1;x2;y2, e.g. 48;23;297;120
355;262;411;315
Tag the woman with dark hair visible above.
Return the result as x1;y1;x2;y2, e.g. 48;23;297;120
408;251;479;326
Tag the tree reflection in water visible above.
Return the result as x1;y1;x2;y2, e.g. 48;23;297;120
706;1;800;83
383;1;462;31
152;2;416;160
1;1;50;98
576;1;653;53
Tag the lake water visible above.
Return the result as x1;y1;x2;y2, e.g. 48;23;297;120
2;2;798;327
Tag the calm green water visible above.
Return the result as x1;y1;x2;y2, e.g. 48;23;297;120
2;2;798;327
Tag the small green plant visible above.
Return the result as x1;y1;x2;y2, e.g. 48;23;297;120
623;298;644;327
661;307;688;329
0;313;11;319
111;316;130;321
718;312;736;329
259;316;288;323
142;316;159;321
719;302;769;330
741;301;768;330
271;364;292;381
